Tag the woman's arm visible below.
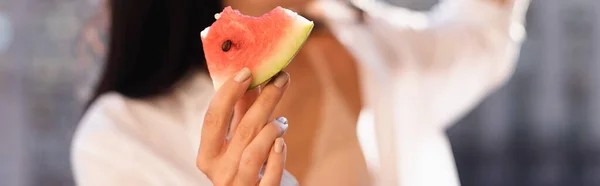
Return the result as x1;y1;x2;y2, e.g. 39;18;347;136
365;0;529;83
315;0;530;127
368;0;531;126
303;2;531;185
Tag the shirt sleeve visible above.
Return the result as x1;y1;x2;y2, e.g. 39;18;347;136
371;0;531;126
319;0;530;126
364;0;529;85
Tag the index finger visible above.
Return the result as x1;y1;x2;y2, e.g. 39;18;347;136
199;68;252;159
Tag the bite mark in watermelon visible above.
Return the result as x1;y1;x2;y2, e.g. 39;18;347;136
201;6;314;90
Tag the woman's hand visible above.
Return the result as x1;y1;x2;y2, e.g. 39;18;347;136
197;68;291;186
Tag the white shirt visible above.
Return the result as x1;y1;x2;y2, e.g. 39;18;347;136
71;0;530;186
319;0;530;185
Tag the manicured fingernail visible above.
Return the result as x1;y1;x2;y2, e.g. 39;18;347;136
274;138;285;153
274;116;288;136
273;72;289;88
234;68;251;83
276;116;288;125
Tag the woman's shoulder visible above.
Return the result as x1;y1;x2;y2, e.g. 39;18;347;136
71;92;210;185
72;71;215;148
72;91;170;154
73;92;138;149
71;92;171;171
78;92;136;130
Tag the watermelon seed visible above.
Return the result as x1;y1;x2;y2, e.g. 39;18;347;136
222;40;232;52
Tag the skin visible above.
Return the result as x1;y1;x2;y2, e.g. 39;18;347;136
205;0;517;185
197;70;291;186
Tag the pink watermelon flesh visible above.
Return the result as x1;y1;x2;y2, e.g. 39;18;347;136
201;6;314;90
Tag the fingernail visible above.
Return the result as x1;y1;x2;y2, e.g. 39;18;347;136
274;116;289;136
234;68;251;83
274;138;285;153
272;72;289;88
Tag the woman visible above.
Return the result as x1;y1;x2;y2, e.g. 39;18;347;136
72;0;531;185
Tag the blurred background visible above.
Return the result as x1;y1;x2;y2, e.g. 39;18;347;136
1;0;599;185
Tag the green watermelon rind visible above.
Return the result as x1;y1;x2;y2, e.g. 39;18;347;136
248;15;314;90
201;7;315;91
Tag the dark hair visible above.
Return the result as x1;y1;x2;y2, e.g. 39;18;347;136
87;0;222;108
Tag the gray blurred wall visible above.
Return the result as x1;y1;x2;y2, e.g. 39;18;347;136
0;0;99;185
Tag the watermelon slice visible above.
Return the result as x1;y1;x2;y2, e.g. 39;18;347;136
200;6;314;90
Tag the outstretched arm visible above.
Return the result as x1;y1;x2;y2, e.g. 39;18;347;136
372;0;530;126
301;1;531;185
313;0;530;126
